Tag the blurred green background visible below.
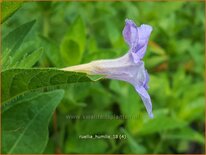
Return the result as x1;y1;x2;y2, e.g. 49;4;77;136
2;1;205;154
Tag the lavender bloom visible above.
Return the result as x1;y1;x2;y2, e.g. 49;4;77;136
62;19;153;118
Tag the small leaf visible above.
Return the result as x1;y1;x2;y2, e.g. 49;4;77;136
2;90;65;154
60;17;86;65
121;128;146;153
2;20;36;54
65;135;108;153
146;55;168;68
60;39;80;65
179;97;205;122
149;41;166;55
2;48;43;71
39;36;62;67
1;2;22;23
138;117;187;135
17;48;43;68
164;127;204;144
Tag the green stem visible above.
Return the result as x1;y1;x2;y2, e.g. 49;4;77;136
153;132;166;153
43;12;49;37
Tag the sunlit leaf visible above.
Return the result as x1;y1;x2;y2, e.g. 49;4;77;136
1;2;22;23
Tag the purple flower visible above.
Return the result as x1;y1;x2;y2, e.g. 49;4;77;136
123;19;152;63
62;19;153;118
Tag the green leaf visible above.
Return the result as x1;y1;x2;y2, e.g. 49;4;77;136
105;20;120;46
2;68;104;103
179;97;205;122
10;41;39;65
2;90;64;154
2;20;36;54
60;17;86;65
17;48;43;68
2;48;12;70
2;48;43;71
1;2;23;23
39;36;62;67
164;127;204;144
146;55;168;68
82;49;117;63
65;136;108;153
149;41;166;55
121;128;146;153
76;118;123;135
138;117;187;135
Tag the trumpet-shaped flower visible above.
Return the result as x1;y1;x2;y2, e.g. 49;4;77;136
62;19;153;118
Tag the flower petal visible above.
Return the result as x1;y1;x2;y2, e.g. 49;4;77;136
123;19;152;63
132;24;152;60
91;54;147;87
143;69;149;90
135;86;153;118
122;19;138;48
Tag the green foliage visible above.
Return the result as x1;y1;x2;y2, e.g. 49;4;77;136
2;90;65;154
39;36;62;67
2;48;43;70
16;48;43;68
2;20;35;54
60;17;86;66
164;127;204;144
2;20;43;71
138;117;187;135
122;128;146;153
1;1;205;154
65;137;108;153
1;2;22;23
2;68;103;104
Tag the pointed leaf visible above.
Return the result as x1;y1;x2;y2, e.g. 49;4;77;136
138;117;187;135
2;20;36;54
17;48;43;68
2;68;104;103
1;2;22;23
121;128;146;153
60;17;86;65
2;90;65;154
